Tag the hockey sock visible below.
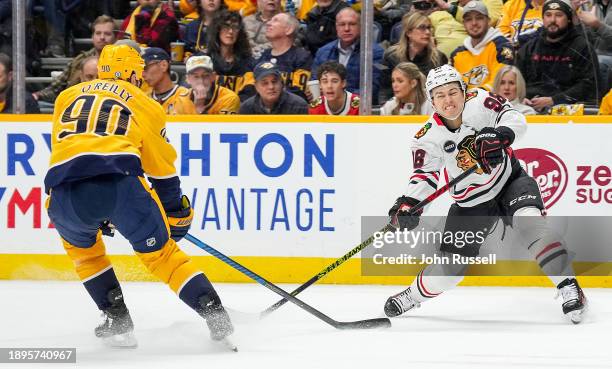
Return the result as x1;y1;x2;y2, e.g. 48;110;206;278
62;233;122;310
513;207;575;286
136;239;221;312
410;257;466;303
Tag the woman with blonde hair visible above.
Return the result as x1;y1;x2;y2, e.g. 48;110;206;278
492;65;536;115
380;62;433;116
381;12;448;100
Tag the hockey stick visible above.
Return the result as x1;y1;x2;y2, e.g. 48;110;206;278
260;164;480;318
185;233;391;330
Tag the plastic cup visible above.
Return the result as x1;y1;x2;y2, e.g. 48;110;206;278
170;42;185;62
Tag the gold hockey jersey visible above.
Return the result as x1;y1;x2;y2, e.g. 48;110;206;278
45;78;177;192
450;29;514;91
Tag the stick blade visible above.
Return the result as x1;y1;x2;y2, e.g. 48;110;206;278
336;317;391;330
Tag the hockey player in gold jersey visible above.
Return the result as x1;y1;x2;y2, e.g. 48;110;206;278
45;44;235;349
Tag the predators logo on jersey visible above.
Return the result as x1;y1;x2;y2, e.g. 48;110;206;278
455;135;484;175
463;65;489;88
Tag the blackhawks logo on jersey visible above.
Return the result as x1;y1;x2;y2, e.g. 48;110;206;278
465;90;478;102
414;122;432;139
455;135;484;174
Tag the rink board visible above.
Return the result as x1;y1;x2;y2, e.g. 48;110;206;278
0;114;610;286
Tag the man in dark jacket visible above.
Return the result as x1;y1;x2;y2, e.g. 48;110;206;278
240;61;308;114
0;53;40;114
302;0;349;55
311;7;384;104
517;0;598;111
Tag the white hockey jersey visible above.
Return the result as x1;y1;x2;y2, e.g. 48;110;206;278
406;88;527;208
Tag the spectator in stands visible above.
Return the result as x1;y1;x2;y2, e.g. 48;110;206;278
182;0;254;14
517;0;598;112
258;12;312;99
33;15;116;103
309;61;360;115
311;7;384;104
450;1;514;90
244;0;282;59
184;0;226;54
240;61;309;113
433;0;503;27
119;0;179;53
380;62;432;115
185;55;240;114
492;65;536;115
143;47;197;114
78;56;98;83
497;0;545;46
598;88;612;114
573;0;612;96
382;12;447;100
0;53;40;113
39;0;67;57
302;0;349;55
207;10;256;101
411;0;467;58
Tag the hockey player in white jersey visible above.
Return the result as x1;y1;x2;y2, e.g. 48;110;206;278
383;65;587;323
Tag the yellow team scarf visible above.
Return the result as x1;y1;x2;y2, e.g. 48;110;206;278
125;5;162;41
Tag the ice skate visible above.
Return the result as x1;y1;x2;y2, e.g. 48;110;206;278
556;278;588;324
384;287;421;317
199;296;236;351
94;288;137;348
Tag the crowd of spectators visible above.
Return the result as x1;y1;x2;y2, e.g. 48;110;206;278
0;0;610;115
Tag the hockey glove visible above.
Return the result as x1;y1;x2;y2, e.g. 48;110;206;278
99;220;115;237
388;196;422;231
474;127;507;174
166;195;194;242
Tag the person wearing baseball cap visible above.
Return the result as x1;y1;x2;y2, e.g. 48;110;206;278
185;55;240;114
239;61;309;114
142;47;196;115
517;0;598;112
449;0;513;90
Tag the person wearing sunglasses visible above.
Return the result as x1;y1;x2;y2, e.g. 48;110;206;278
411;0;468;57
206;10;257;101
382;12;448;101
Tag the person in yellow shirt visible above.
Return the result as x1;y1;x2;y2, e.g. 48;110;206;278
45;45;235;349
434;0;504;27
142;47;197;114
410;0;468;58
185;55;241;114
450;0;514;90
599;89;612;114
497;0;545;45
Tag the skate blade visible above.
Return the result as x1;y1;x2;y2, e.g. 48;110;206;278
567;301;588;325
214;338;238;352
103;331;138;348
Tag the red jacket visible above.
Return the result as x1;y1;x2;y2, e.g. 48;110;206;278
119;3;179;53
309;92;360;115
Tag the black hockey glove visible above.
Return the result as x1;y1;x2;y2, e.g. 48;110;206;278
388;196;422;231
474;127;508;174
166;195;194;242
99;220;115;237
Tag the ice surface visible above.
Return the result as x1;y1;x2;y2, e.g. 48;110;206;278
1;281;610;369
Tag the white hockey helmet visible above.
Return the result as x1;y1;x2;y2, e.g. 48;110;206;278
425;64;466;102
